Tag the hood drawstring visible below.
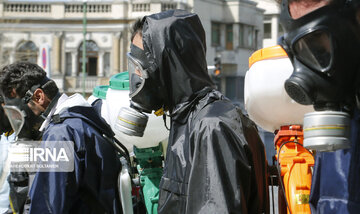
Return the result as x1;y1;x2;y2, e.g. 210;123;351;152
163;114;170;131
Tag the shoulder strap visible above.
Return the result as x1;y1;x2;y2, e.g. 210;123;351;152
237;108;270;214
52;113;130;162
51;114;67;124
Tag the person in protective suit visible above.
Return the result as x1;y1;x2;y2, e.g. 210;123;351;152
0;93;32;214
279;0;360;213
0;95;14;213
0;62;121;213
127;10;269;213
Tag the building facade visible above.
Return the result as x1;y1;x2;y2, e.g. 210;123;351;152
191;0;264;109
253;0;282;47
0;0;263;104
0;0;189;94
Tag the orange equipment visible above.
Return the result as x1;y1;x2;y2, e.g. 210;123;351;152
246;45;316;213
274;125;314;214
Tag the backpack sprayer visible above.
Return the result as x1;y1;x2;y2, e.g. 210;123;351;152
88;72;169;214
245;45;315;214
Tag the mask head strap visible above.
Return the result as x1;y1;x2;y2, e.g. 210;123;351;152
23;76;51;104
40;92;61;120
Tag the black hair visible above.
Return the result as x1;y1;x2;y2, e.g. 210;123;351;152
0;61;59;100
131;18;145;42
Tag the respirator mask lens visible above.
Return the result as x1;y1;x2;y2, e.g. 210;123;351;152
293;30;333;73
3;106;26;137
127;52;149;98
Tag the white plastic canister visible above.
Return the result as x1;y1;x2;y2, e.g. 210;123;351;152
244;45;314;133
87;85;110;125
87;85;109;104
105;72;169;152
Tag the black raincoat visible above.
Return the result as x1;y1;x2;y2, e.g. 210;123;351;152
141;10;268;214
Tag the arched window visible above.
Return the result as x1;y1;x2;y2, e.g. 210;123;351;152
15;40;38;63
78;40;99;76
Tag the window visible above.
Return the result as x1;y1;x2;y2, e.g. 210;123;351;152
239;23;256;49
226;24;233;50
239;24;244;47
278;24;285;37
254;29;259;50
15;40;38;63
245;25;254;48
78;40;99;76
225;75;244;103
264;23;271;39
211;22;221;47
1;50;10;65
65;52;72;76
264;15;272;39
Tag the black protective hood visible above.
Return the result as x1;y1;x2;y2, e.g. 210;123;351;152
141;10;215;114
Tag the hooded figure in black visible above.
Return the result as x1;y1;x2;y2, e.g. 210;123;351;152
128;10;269;214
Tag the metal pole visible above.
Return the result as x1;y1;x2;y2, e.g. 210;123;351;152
82;1;87;97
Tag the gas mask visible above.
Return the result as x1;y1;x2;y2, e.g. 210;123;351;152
3;97;43;141
127;44;163;113
116;44;164;137
279;0;360;151
2;77;60;140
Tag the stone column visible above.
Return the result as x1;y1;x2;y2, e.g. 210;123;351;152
0;34;3;63
112;32;121;74
271;15;279;43
71;51;78;76
120;29;130;72
52;32;63;75
0;3;4;17
61;33;66;75
9;50;15;64
98;51;105;77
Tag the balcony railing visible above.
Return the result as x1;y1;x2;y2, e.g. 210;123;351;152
64;4;111;13
4;3;51;13
65;76;109;93
161;3;177;11
132;3;150;12
76;76;98;91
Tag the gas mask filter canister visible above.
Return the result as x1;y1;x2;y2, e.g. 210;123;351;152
115;106;149;137
303;111;351;151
